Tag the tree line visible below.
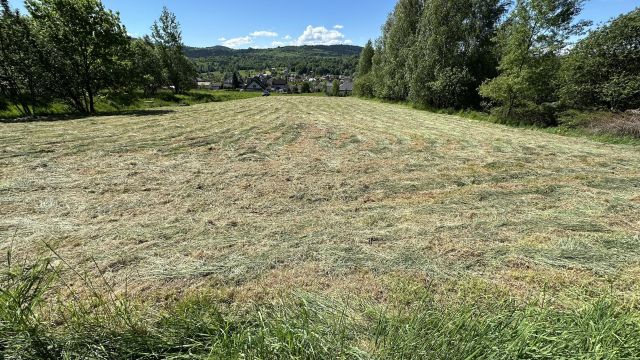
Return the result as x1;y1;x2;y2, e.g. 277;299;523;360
191;51;359;79
0;0;195;116
354;0;640;125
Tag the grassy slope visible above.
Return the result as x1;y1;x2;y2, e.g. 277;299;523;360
0;90;262;120
1;96;640;356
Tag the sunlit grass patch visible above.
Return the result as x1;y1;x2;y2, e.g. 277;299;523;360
1;96;640;356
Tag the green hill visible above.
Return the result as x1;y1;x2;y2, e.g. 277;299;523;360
185;44;363;76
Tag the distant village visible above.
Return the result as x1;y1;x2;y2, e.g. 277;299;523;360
196;70;354;96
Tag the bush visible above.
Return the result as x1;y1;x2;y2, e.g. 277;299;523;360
354;73;375;98
423;67;474;109
491;102;559;127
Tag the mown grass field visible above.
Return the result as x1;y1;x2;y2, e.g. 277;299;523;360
1;96;640;357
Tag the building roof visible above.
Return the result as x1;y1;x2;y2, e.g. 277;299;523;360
272;79;287;86
340;81;354;91
326;81;354;92
245;77;267;90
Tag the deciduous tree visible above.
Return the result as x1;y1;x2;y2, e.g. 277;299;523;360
26;0;129;113
479;0;589;123
152;7;196;94
408;0;507;109
370;0;424;100
560;8;640;111
356;40;375;77
0;0;46;116
130;37;166;96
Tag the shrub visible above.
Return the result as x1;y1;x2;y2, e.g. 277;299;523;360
354;73;375;98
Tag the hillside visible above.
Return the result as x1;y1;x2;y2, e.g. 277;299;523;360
3;96;639;296
184;44;363;58
185;44;362;75
2;96;640;357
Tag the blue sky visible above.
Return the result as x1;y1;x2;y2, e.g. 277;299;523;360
12;0;640;48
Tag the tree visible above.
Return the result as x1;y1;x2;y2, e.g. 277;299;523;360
130;37;166;96
151;7;196;93
232;71;240;89
479;0;589;123
559;8;640;111
370;0;424;100
408;0;508;109
354;39;376;98
0;0;45;116
26;0;129;113
356;40;375;77
301;82;311;93
332;79;340;97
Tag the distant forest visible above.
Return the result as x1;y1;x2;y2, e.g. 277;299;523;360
185;45;362;77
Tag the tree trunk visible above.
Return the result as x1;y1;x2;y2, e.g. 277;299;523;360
88;89;95;114
20;102;32;117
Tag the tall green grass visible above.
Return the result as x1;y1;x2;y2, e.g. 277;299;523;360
2;253;640;359
0;90;262;120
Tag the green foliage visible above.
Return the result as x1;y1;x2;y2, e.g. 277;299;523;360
151;7;196;94
354;40;376;98
0;252;56;358
0;2;208;117
186;45;361;76
371;0;423;101
3;255;640;358
231;71;240;89
559;8;640;111
365;0;636;124
26;0;130;114
479;0;589;124
356;40;375;77
0;0;46;116
129;37;166;96
408;0;507;109
354;72;376;98
332;79;340;97
366;0;506;108
301;82;311;93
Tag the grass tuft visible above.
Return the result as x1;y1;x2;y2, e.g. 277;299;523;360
2;255;640;358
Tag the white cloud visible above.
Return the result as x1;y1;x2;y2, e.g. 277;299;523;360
222;36;252;48
219;27;351;49
293;25;350;46
250;30;278;37
333;24;344;29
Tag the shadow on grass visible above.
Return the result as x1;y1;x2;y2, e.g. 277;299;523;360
0;109;176;124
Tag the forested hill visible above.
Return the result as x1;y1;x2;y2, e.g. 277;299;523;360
185;45;363;76
184;45;363;58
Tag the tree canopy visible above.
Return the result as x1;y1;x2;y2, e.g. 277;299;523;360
559;8;640;111
26;0;129;113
